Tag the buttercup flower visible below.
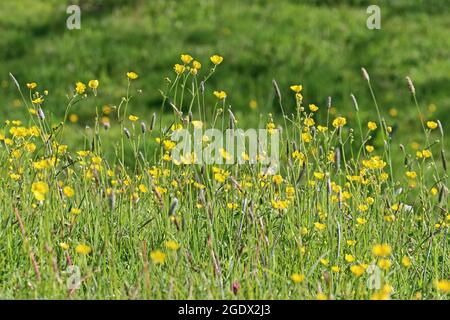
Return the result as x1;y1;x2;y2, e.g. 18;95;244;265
213;90;227;100
127;72;139;80
372;244;392;257
32;181;49;201
76;244;92;255
174;64;186;75
181;54;193;64
63;186;75;198
210;54;224;65
426;121;437;129
129;115;139;122
193;60;202;70
367;121;377;131
165;240;180;251
150;250;166;264
291;273;305;283
332;117;347;128
290;85;302;93
88;79;99;89
75;81;86;94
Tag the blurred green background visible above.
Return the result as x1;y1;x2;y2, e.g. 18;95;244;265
1;0;449;150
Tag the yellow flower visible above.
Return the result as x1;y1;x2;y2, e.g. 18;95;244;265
422;149;432;158
291;273;305;283
150;250;166;264
59;242;69;250
316;293;328;300
91;156;102;164
181;54;193;64
165;240;180;251
27;82;37;89
272;175;283;185
345;254;355;263
371;284;393;300
75;82;86;94
377;258;391;270
290;85;303;93
127;72;139;80
372;244;392;257
435;279;450;293
314;222;326;231
332;117;347;128
301;132;312;143
358;204;369;212
213;168;229;183
309;104;318;112
138;184;148;193
213;90;227;100
249;99;258;109
362;156;386;170
33;159;50;170
227;202;238;210
431;187;438;196
32;97;44;104
356;217;367;225
76;244;92;255
367;121;377;131
63;186;75;198
347;240;357;246
350;265;365;277
300;226;308;235
129;115;139;122
426;121;438;129
331;266;340;273
380;172;389;181
10;126;28;137
191;120;203;129
365;145;374;153
313;172;325;180
292;150;305;163
406;171;417;179
320;258;329;266
210;54;224;65
271;199;289;210
171;123;183;131
401;256;411;268
71;208;81;215
31;181;49;201
10;173;21;181
69;114;79;123
193;60;202;70
304;117;315;127
88;80;99;89
389;108;398;117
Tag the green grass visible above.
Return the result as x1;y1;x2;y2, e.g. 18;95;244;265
0;54;449;299
0;0;449;300
1;1;449;138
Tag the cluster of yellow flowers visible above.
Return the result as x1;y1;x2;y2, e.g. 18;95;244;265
2;53;448;300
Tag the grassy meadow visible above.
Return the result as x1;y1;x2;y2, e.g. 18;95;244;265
0;0;449;299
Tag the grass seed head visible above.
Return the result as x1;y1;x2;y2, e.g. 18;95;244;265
272;79;282;103
350;94;359;111
169;197;179;216
361;67;370;81
406;76;416;95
